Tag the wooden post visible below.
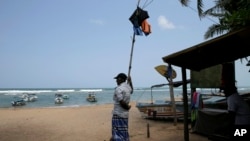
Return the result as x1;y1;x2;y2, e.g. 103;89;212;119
168;76;178;126
147;122;150;138
182;67;189;141
166;64;177;125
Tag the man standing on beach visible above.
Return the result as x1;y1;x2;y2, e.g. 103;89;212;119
110;73;133;141
224;83;250;140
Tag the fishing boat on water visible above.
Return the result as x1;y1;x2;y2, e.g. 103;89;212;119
11;98;26;106
55;93;64;104
21;93;38;102
86;92;97;102
62;94;69;99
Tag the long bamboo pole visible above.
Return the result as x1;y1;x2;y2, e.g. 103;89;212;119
128;33;135;77
128;0;141;77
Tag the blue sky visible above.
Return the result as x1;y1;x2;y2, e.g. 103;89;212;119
0;0;249;88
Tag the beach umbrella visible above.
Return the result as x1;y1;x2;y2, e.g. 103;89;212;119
155;65;177;80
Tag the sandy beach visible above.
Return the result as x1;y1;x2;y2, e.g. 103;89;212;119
0;102;210;141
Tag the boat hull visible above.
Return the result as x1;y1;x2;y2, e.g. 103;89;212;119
21;93;38;102
136;100;191;119
55;97;63;104
11;100;26;106
86;92;97;102
86;97;97;102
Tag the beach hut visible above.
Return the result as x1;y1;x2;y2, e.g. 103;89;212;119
161;27;250;141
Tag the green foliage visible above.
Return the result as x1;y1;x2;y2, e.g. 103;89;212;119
179;0;250;39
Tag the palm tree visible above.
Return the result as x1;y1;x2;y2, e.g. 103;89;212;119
179;0;250;39
180;0;250;73
202;0;250;39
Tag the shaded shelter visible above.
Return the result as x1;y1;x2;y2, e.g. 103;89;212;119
162;27;250;71
161;27;250;141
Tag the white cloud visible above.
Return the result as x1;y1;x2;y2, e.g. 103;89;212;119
157;15;175;30
89;19;105;25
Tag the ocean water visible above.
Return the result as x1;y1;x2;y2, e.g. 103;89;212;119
1;86;249;108
0;87;181;108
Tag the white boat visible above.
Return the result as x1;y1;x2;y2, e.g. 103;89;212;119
11;98;26;106
62;94;69;99
55;93;64;104
21;93;38;102
86;92;97;102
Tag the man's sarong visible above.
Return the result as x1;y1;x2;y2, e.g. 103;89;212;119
111;114;129;141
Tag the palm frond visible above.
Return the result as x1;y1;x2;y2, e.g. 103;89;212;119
197;0;204;17
204;24;229;39
179;0;190;6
